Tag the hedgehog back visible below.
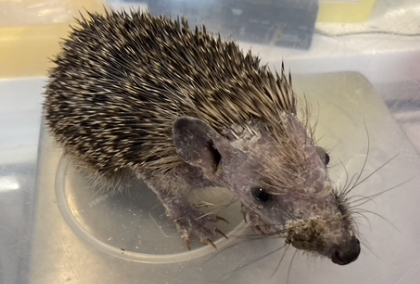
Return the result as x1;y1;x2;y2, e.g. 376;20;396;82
44;10;296;174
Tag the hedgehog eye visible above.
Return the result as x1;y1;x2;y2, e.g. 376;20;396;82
251;187;272;203
315;146;330;166
324;152;330;165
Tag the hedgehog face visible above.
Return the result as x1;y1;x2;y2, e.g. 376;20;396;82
173;116;359;265
224;133;359;265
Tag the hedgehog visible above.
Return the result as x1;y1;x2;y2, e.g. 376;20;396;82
44;9;361;265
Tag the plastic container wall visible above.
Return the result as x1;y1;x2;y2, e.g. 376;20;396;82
0;0;108;78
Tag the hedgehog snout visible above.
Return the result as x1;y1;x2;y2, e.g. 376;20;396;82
330;237;360;265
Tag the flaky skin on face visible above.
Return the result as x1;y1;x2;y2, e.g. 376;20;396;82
44;10;360;265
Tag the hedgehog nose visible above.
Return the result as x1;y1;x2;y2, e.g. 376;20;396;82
331;238;361;265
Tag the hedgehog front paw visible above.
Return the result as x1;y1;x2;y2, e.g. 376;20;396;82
172;208;229;250
241;203;275;236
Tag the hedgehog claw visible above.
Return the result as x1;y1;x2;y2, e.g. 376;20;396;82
204;238;217;250
215;228;228;239
265;225;276;233
171;205;229;250
185;238;192;250
216;215;229;224
254;225;266;236
241;203;248;223
241;203;274;236
242;211;248;223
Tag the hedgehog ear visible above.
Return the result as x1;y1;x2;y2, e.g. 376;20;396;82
173;117;232;180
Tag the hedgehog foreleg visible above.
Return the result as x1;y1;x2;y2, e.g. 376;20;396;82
159;191;228;250
140;167;228;250
241;203;276;236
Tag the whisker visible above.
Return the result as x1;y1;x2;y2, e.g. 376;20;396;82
352;153;399;190
218;241;288;279
350;121;371;193
337;158;350;194
351;211;372;231
341;172;360;197
347;194;377;204
287;249;298;284
235;231;284;241
270;243;290;279
203;230;283;265
349;178;413;205
197;196;238;219
351;208;400;232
